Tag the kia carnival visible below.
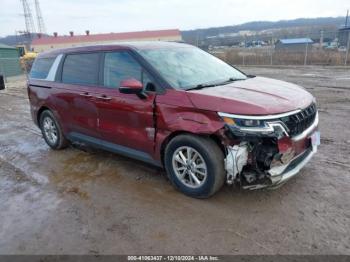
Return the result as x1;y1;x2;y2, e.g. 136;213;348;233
28;42;320;198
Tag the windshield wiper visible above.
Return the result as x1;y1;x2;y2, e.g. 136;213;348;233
186;77;245;90
186;83;217;91
186;77;246;91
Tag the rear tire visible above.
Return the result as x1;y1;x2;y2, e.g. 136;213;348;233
164;134;225;198
39;110;68;150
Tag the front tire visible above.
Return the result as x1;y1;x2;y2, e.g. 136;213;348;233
39;110;68;150
164;134;225;198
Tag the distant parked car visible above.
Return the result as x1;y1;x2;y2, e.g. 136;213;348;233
338;46;347;52
28;42;320;198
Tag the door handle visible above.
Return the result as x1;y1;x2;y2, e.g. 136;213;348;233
96;95;112;101
79;92;92;98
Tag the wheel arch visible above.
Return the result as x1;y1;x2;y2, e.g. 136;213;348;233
36;105;67;136
159;131;226;166
37;106;51;127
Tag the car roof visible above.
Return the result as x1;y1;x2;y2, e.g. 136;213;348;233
38;41;192;58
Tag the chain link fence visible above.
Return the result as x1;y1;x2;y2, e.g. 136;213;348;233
213;47;350;66
208;29;350;66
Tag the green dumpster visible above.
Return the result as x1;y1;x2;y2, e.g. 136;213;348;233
0;43;22;77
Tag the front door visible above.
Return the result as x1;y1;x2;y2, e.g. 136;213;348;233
96;51;157;161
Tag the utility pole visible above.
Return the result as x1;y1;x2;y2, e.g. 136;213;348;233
34;0;47;34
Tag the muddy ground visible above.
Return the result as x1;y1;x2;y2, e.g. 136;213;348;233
0;66;349;255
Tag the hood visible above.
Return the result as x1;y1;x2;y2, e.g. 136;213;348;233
186;76;314;115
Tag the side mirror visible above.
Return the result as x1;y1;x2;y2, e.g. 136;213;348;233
0;75;5;90
119;79;143;94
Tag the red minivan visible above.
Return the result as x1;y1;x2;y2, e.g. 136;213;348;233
28;42;320;198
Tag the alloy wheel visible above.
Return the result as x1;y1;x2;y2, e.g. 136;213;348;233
43;116;58;145
172;146;208;188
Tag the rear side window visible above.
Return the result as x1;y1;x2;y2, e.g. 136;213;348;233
30;57;56;79
104;52;142;88
62;53;100;85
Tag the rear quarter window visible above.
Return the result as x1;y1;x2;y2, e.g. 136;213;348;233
62;53;100;85
30;57;56;79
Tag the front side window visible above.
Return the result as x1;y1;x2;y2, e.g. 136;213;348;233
30;57;56;79
103;51;142;88
62;53;99;85
138;46;247;90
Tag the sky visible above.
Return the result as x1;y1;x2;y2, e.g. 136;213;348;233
0;0;349;37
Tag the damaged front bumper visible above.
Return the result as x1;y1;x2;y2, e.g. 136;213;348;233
267;146;316;188
221;107;320;190
225;131;319;190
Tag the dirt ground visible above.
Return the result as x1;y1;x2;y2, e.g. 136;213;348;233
0;66;349;255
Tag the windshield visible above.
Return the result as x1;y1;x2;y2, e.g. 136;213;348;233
138;46;247;90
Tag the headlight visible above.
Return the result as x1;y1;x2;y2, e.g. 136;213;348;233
232;118;263;128
219;113;266;129
218;112;289;137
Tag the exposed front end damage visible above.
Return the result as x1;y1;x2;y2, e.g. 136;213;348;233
219;103;320;190
224;143;249;185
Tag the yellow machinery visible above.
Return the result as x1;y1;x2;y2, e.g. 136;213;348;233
16;45;37;72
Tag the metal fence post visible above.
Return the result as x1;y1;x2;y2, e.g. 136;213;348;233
304;42;309;66
270;48;273;65
270;37;274;65
345;32;350;66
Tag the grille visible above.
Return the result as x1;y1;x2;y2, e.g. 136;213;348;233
280;103;317;137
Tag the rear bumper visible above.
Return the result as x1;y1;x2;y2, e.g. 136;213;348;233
268;146;316;187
